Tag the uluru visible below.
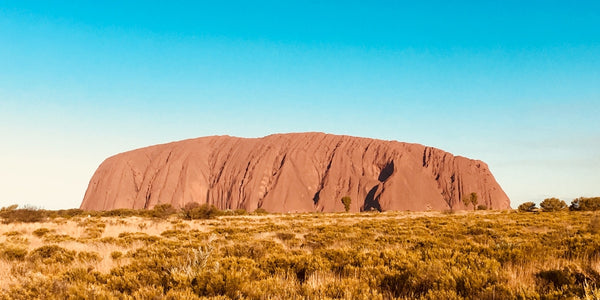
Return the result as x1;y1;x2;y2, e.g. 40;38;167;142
80;132;511;212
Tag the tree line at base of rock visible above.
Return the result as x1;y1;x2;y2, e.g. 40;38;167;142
1;196;599;224
518;197;600;212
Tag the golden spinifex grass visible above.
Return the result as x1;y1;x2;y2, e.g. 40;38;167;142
1;210;600;299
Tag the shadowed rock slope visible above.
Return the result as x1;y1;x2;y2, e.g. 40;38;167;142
81;133;510;212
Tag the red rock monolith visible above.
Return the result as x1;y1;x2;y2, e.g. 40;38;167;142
80;133;510;212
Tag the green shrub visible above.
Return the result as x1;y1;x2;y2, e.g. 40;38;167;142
1;245;28;261
28;245;76;264
182;202;220;220
151;203;177;219
254;208;268;214
77;251;101;262
3;230;22;236
55;209;84;218
518;202;537;212
43;234;75;243
32;227;54;237
233;208;248;215
570;197;600;211
540;198;567;212
191;257;264;298
117;232;160;245
534;266;589;296
101;208;139;217
536;268;574;288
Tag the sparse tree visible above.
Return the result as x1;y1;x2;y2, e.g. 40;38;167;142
470;192;478;211
151;203;176;219
462;192;478;211
341;196;352;212
540;198;567;212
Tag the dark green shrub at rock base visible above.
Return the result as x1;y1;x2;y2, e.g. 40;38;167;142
54;209;85;218
101;208;139;217
151;203;177;219
253;208;268;214
182;202;220;220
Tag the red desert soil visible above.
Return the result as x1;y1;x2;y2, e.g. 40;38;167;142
81;132;510;212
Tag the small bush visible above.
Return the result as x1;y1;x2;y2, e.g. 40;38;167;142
254;208;268;214
151;204;177;219
29;245;76;264
1;245;28;261
535;267;585;294
476;204;488;210
55;209;85;218
32;228;54;237
43;234;75;243
77;251;101;262
101;208;139;217
182;202;220;220
234;208;248;215
540;198;567;212
518;202;537;212
111;251;123;260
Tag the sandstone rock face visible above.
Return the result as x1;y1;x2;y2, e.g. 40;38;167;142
81;133;511;212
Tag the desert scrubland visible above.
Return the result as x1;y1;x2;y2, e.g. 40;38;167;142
1;207;600;299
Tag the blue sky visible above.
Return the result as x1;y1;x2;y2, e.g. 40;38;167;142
1;1;598;209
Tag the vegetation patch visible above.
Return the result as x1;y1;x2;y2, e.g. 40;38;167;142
1;201;600;298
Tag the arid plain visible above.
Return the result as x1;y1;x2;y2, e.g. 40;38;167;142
1;206;599;299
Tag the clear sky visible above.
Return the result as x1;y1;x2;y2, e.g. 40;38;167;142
1;1;598;209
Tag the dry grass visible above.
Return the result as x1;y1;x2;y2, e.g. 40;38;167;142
0;210;599;298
